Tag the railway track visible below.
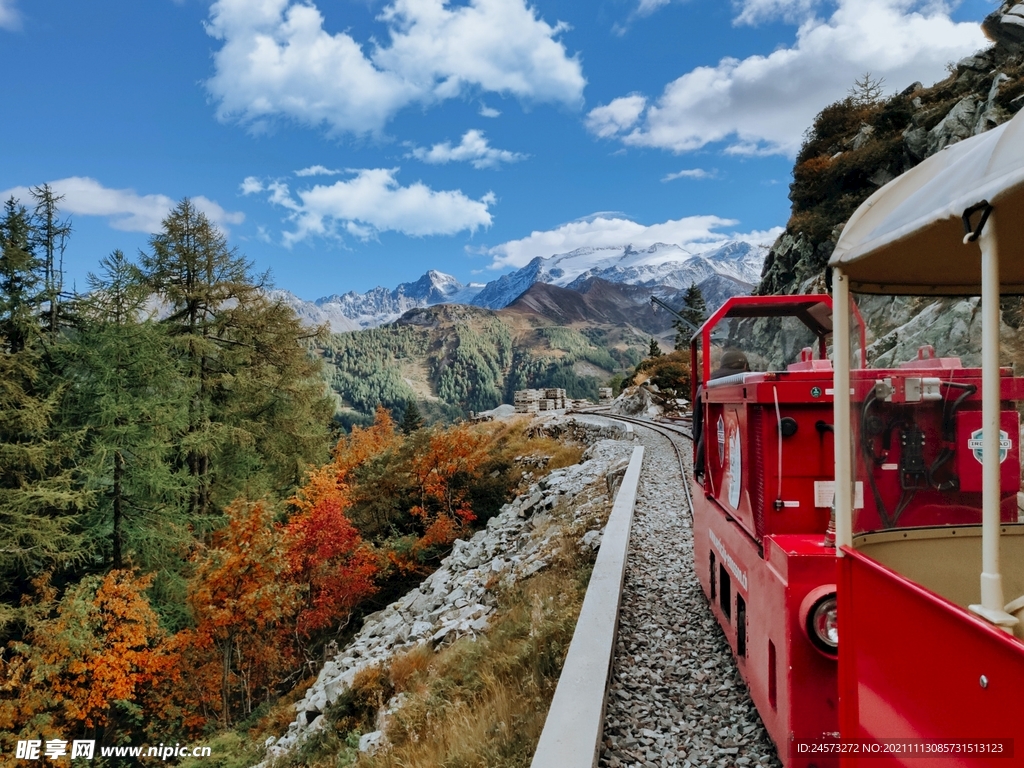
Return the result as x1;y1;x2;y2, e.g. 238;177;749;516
570;408;782;767
574;408;694;517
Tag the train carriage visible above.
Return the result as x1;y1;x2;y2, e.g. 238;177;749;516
690;101;1024;767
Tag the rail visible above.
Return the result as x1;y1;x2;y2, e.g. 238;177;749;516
530;444;645;768
577;408;694;517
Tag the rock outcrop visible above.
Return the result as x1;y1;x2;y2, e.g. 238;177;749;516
759;11;1024;299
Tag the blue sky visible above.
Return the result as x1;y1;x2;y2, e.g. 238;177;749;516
0;0;995;299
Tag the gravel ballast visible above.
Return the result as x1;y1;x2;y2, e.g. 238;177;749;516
593;420;783;768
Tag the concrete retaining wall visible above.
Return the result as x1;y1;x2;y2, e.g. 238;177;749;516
530;444;645;768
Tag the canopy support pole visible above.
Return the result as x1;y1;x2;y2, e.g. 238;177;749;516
968;211;1017;632
833;268;853;552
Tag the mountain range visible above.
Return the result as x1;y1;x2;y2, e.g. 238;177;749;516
274;240;765;333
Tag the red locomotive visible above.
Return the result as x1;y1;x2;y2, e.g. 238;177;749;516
690;108;1024;766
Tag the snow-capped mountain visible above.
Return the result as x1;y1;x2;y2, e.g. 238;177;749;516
470;241;764;310
273;240;766;332
270;271;484;333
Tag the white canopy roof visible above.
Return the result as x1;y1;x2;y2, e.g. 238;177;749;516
830;108;1024;295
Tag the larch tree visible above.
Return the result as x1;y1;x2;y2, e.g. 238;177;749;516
139;199;332;515
57;251;193;573
0;200;87;638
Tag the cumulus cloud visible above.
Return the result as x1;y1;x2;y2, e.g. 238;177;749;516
408;130;527;169
585;94;647;139
588;0;986;157
479;105;501;118
0;0;21;31
245;168;494;245
0;177;244;233
484;213;781;270
662;168;716;181
205;0;585;135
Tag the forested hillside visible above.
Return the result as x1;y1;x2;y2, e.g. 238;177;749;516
320;303;646;427
0;191;575;762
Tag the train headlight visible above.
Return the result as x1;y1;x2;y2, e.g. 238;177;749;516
799;586;838;658
811;596;838;650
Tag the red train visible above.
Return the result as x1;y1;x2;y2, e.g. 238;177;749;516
689;108;1024;767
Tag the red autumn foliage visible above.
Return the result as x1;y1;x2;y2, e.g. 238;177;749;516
284;496;378;636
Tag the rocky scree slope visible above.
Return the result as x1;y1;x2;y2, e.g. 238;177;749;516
261;420;633;764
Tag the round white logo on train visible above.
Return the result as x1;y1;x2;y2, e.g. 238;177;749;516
967;428;1011;464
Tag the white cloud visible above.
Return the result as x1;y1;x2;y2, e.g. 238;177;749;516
0;0;21;31
0;177;244;233
733;0;823;26
250;168;494;245
662;168;716;181
588;0;986;157
205;0;585;135
637;0;673;16
585;94;647;139
294;165;342;177
484;213;781;270
479;105;501;118
408;130;527;169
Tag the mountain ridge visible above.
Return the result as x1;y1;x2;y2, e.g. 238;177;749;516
276;240;767;332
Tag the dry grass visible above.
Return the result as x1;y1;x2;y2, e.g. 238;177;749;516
359;536;592;768
469;418;586;473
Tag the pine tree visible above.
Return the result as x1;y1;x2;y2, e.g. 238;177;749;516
648;338;662;358
400;399;424;433
0;200;86;636
675;282;708;350
0;199;44;355
29;185;71;340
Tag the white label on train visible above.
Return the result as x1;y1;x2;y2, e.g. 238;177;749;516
814;481;864;509
709;529;748;591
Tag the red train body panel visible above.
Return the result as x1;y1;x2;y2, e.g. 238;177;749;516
687;294;1024;767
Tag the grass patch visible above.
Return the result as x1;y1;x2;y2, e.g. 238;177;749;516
361;534;594;768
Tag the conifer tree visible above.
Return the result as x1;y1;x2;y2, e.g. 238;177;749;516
29;185;71;340
648;338;662;358
0;199;43;355
58;251;193;572
0;200;86;636
400;398;424;433
675;282;708;350
139;200;332;514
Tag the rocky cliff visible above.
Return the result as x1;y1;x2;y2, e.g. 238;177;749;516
759;5;1024;299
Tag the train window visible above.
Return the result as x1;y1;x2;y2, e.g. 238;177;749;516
709;552;716;601
719;564;732;620
768;640;777;710
736;595;747;657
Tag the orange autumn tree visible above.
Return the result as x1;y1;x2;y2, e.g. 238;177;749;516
409;423;488;548
166;499;298;728
0;570;164;748
294;405;400;514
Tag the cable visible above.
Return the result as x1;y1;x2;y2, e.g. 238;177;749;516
773;386;783;508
